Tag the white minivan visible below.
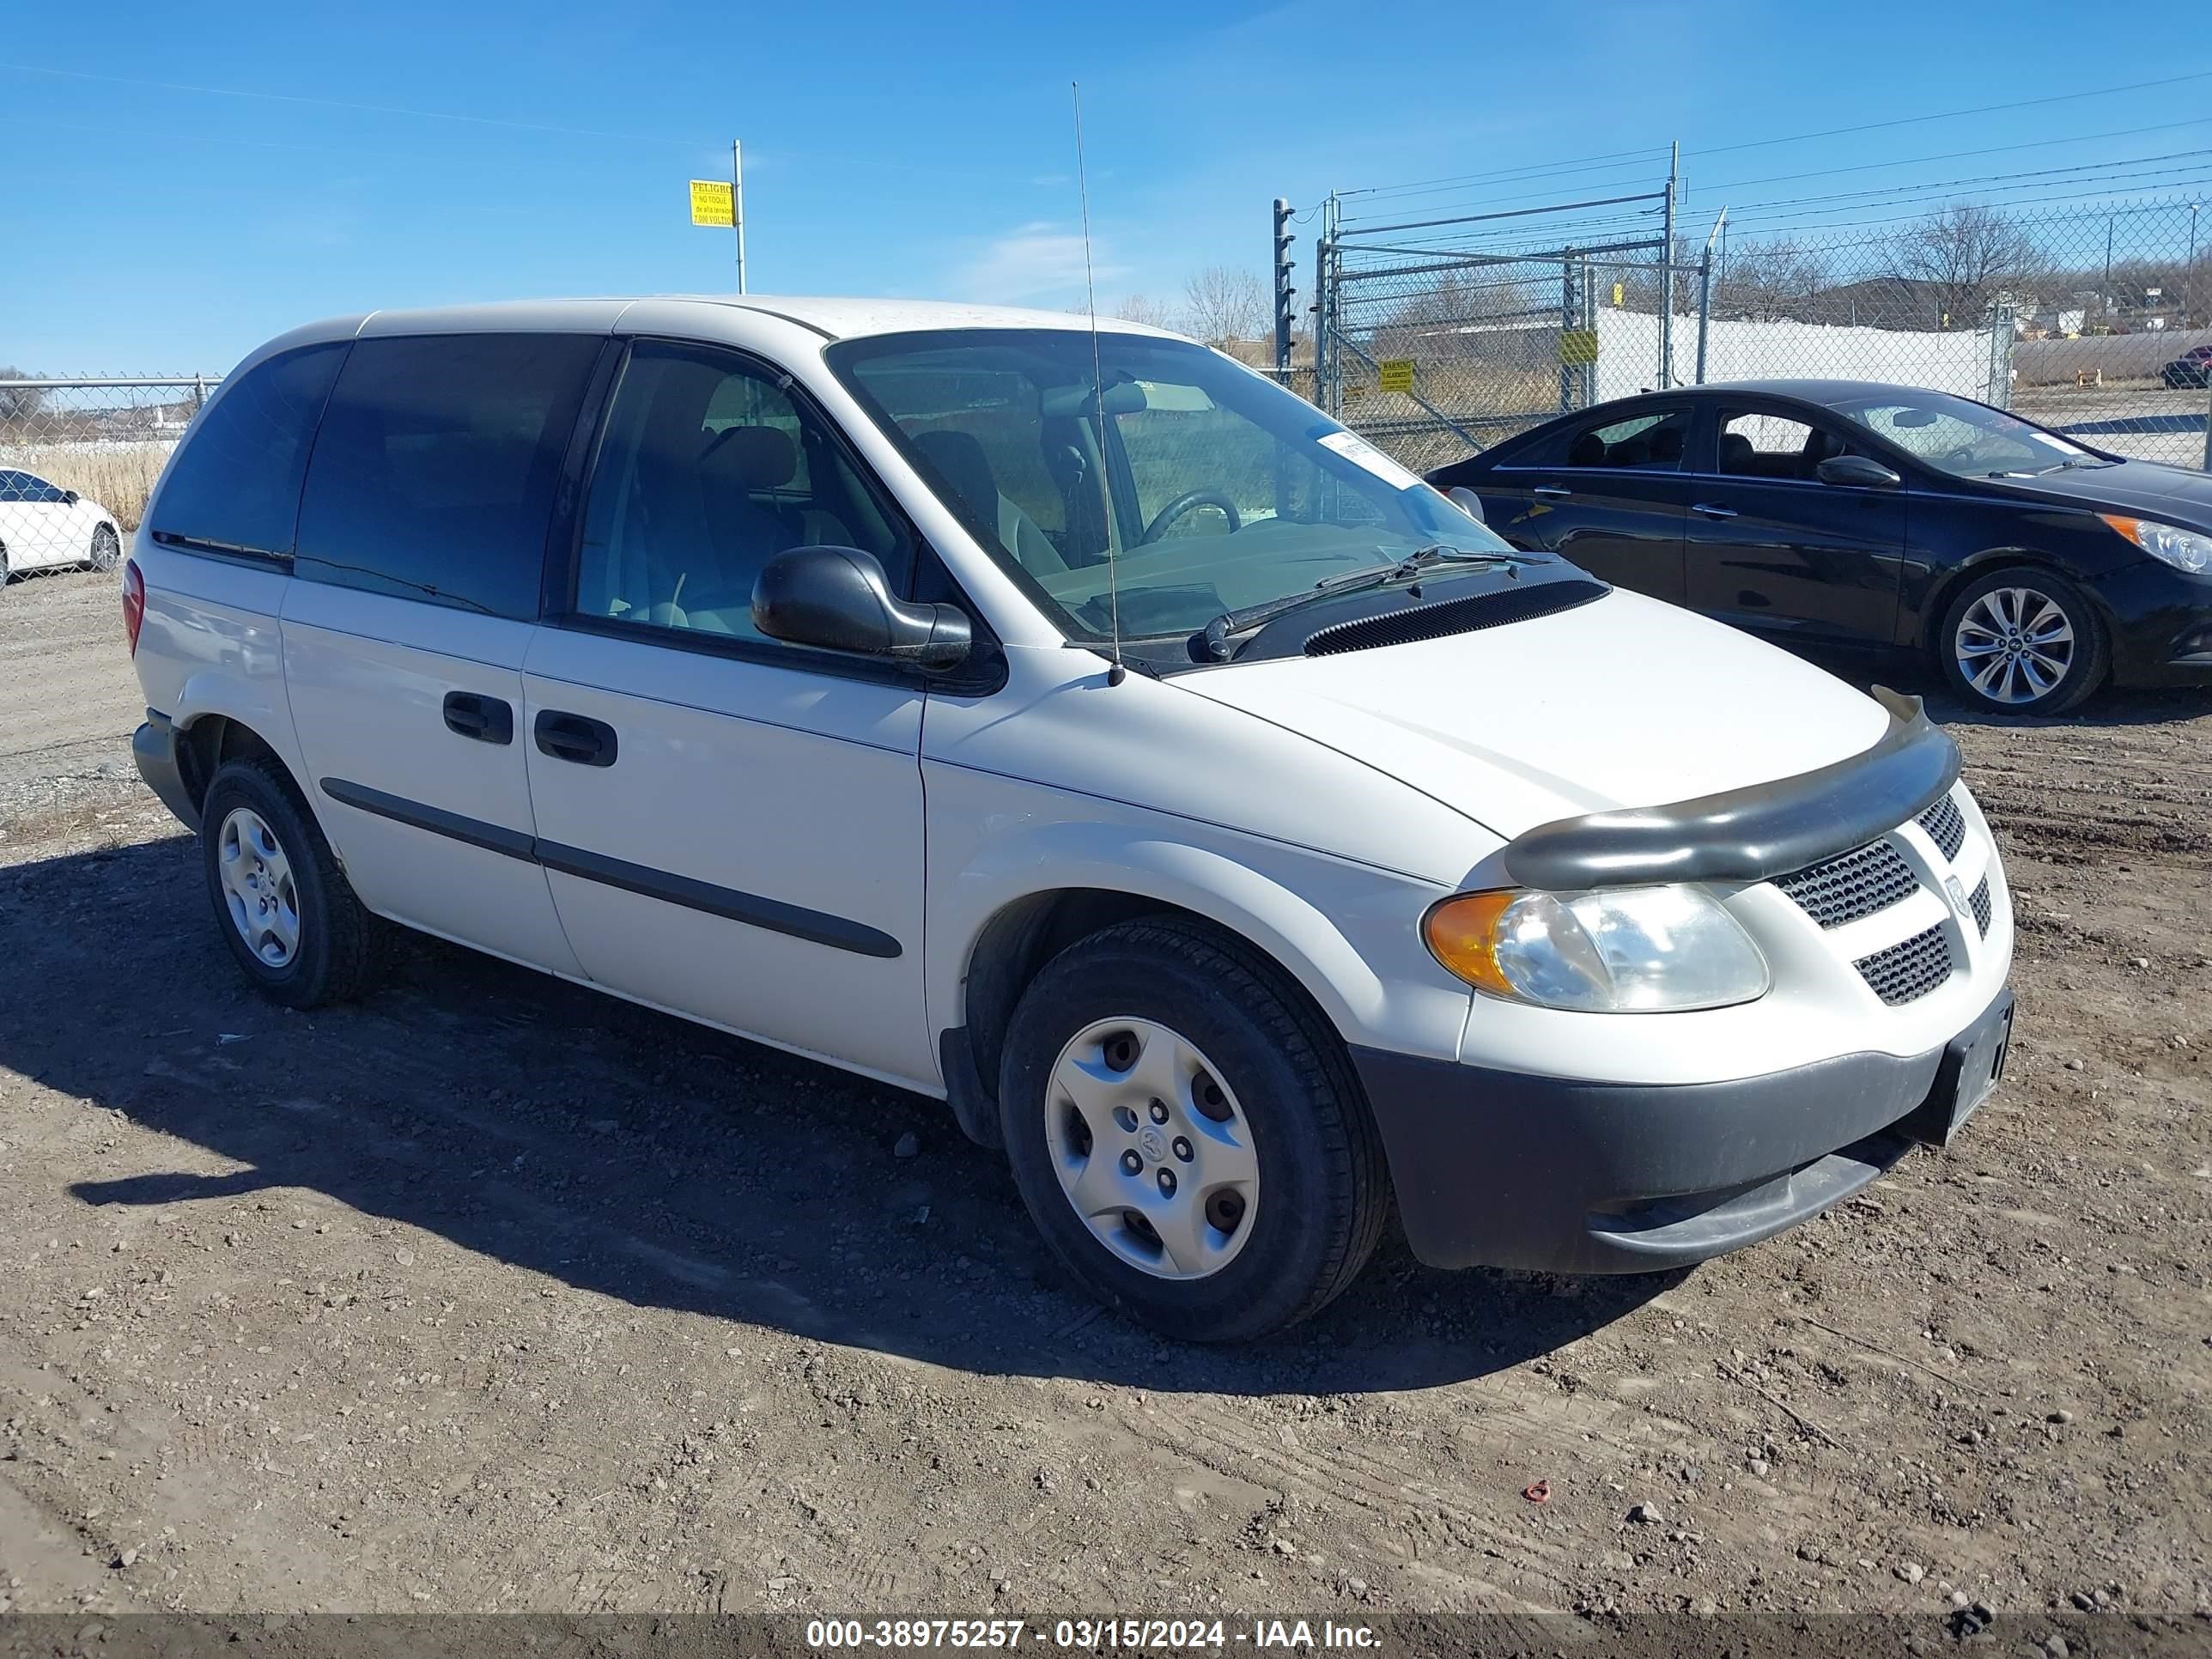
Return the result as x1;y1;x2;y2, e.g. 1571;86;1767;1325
123;299;2014;1340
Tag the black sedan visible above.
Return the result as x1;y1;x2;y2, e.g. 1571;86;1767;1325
1427;380;2212;714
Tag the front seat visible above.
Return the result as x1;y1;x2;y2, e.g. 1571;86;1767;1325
1798;427;1846;479
911;428;1068;577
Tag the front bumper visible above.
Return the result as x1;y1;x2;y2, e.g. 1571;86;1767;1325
2091;562;2212;688
1352;987;2012;1273
132;711;201;833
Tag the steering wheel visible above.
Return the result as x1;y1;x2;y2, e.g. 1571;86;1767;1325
1140;489;1242;544
1938;446;1979;471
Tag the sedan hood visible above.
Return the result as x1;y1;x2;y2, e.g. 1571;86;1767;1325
1982;458;2212;531
1179;587;1893;842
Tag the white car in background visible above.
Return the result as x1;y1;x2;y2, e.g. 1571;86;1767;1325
0;467;123;582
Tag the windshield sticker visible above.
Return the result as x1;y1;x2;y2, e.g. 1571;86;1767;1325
1317;429;1425;491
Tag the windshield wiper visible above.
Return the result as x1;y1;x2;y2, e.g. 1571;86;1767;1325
1192;544;1546;661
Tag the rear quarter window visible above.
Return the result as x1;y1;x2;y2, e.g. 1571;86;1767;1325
295;333;603;618
150;343;349;556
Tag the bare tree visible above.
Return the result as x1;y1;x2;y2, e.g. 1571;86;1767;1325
1111;293;1182;331
1714;238;1833;322
1180;266;1268;347
0;366;45;424
1890;204;2038;328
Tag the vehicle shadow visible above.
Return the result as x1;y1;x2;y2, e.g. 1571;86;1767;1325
9;833;1674;1396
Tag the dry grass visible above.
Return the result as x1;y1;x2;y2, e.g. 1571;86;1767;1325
0;442;173;530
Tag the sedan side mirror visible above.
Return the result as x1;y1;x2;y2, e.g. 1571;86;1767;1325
63;489;81;505
1445;484;1487;525
752;545;972;672
1817;454;1901;489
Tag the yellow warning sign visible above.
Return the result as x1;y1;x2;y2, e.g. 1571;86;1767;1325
1611;281;1625;306
1560;328;1600;366
1377;358;1414;393
690;179;735;228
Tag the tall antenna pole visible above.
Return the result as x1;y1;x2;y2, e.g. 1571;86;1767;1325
1659;139;1678;388
732;139;749;295
1072;82;1125;687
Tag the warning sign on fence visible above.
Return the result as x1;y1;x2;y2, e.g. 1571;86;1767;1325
1559;328;1600;365
1377;358;1414;392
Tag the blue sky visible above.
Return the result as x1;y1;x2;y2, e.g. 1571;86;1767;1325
6;0;2209;371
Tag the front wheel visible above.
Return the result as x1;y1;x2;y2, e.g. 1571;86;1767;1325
1937;566;2108;715
999;916;1389;1341
88;524;120;571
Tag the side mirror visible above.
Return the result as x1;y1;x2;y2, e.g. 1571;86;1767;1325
1445;484;1487;525
1817;454;1901;489
63;489;81;505
752;545;972;672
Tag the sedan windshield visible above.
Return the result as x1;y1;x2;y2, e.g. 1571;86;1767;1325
1829;392;2106;479
827;328;1522;645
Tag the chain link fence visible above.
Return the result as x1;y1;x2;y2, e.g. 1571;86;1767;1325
0;377;215;578
1307;192;2212;472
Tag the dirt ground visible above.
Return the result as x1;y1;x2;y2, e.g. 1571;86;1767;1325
0;568;2206;1635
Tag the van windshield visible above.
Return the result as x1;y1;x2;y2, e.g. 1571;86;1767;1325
828;328;1524;644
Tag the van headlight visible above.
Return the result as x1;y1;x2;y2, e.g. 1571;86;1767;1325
1423;886;1769;1012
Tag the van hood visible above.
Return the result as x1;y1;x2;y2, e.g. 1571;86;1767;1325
1178;586;1893;842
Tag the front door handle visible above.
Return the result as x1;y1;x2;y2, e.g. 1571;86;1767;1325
1533;484;1572;500
533;710;618;768
442;691;514;745
1692;502;1740;520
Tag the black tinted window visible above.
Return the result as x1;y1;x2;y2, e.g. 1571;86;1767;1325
296;333;601;618
151;343;347;556
572;342;908;645
1558;409;1689;470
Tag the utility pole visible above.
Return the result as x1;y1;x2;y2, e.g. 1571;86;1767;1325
2103;213;2114;321
1658;140;1678;388
732;140;749;295
1271;198;1297;380
2185;204;2199;332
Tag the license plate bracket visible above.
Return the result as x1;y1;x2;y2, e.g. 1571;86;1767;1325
1905;991;2014;1147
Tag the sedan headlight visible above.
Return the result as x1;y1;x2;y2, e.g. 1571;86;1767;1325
2101;514;2212;574
1423;885;1769;1012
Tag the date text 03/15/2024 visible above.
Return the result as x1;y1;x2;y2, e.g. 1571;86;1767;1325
803;1620;1382;1650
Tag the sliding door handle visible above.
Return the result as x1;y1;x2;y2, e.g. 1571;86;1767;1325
533;710;618;768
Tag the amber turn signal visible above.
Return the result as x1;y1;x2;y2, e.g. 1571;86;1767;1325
1421;890;1521;996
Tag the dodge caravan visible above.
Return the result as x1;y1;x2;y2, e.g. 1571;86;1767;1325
124;299;2015;1340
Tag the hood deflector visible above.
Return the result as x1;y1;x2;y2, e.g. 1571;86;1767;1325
1500;687;1961;890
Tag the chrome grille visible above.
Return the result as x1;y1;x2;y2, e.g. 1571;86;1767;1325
1918;795;1966;861
1771;838;1919;928
1854;925;1955;1006
1970;877;1992;936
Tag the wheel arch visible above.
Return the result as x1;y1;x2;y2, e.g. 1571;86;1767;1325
1918;547;2112;662
173;710;297;818
936;840;1401;1149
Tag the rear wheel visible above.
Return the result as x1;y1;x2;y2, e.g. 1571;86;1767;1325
1938;566;2107;716
88;524;120;572
999;916;1389;1341
200;757;384;1007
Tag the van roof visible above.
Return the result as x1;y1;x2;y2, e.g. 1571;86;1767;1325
298;295;1181;346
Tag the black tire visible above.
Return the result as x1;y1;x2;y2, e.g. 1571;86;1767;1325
998;915;1389;1342
88;524;119;572
1936;565;2108;716
199;757;384;1008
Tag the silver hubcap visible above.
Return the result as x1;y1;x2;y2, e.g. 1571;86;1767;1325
216;807;301;968
91;529;118;570
1044;1017;1260;1280
1955;586;2074;705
